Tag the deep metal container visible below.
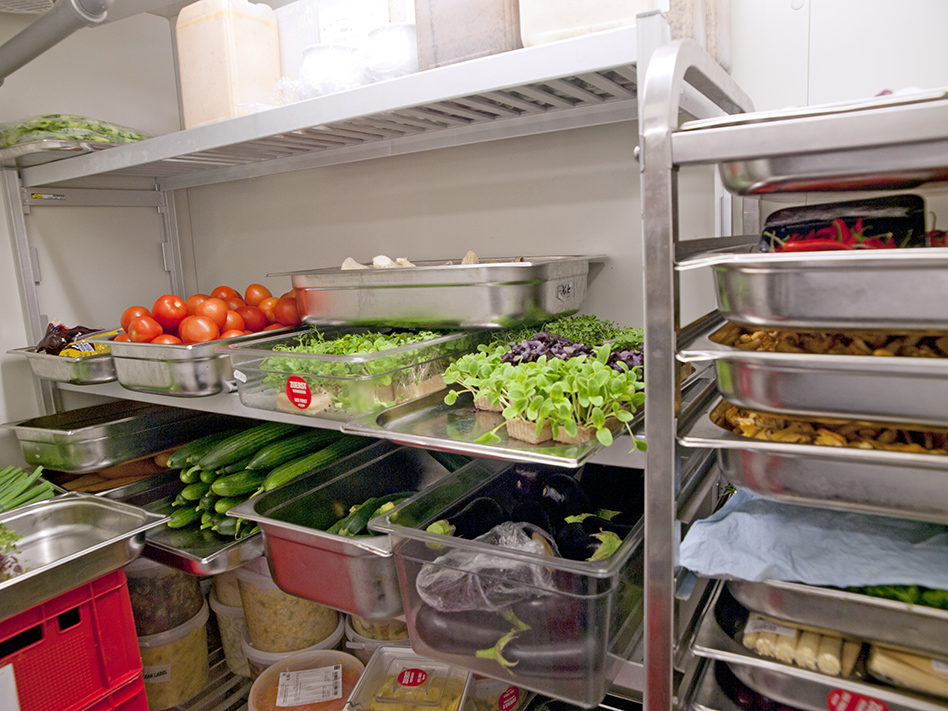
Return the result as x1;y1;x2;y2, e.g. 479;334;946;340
8;345;116;385
279;255;600;328
5;401;225;473
0;493;166;620
227;440;452;618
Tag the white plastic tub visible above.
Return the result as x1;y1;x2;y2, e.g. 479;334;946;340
236;559;340;652
241;615;346;679
248;648;364;711
209;589;251;678
139;601;210;710
125;556;203;637
213;569;242;607
344;616;410;665
519;0;653;46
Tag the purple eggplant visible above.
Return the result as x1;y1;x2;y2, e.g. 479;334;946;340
540;473;592;522
509;500;554;534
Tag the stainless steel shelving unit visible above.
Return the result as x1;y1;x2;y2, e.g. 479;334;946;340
3;12;744;710
638;40;948;711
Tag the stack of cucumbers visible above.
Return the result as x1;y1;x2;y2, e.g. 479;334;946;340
165;422;368;537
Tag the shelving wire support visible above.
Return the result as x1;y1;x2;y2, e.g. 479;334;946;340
637;38;752;711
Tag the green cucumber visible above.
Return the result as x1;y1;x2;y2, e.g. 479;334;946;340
262;436;368;492
179;464;202;484
199;468;218;484
338;491;416;536
167;507;201;529
213;515;240;537
214;497;243;514
198;422;300;471
166;428;245;469
211;470;267;498
180;481;211;500
198;491;220;512
217;455;254;475
245;430;341;470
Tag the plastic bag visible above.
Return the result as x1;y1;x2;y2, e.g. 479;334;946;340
416;521;557;612
0;114;147;148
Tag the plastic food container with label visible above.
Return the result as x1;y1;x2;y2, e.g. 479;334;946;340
126;556;204;637
345;646;471;711
466;678;526;711
236;559;340;652
214;568;243;607
248;648;364;711
175;0;282;128
242;615;346;679
518;0;653;46
344;616;410;665
209;588;251;678
414;0;521;70
138;601;210;710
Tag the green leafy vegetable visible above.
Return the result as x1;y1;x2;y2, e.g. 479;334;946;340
0;114;146;148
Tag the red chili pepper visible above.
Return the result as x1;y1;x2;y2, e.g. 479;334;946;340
776;239;854;252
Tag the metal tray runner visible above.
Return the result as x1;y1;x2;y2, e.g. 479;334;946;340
101;470;263;576
0;139;120;168
4;401;228;473
727;579;948;660
677;246;948;331
0;493;166;620
678;319;948;426
277;255;603;328
8;345;116;385
679;393;948;525
692;582;946;711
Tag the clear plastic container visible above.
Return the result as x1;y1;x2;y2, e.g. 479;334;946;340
214;569;243;607
209;588;251;678
414;0;521;70
242;615;346;679
344;617;410;665
125;556;203;637
346;646;471;711
518;0;653;47
224;327;488;421
175;0;282;128
275;0;320;83
465;677;526;711
350;614;409;641
236;561;340;652
138;601;210;711
247;648;364;711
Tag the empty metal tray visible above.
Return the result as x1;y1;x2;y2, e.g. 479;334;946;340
728;579;948;660
679;395;948;525
0;493;166;620
678;320;948;426
278;255;603;328
678;247;948;331
693;582;945;711
8;345;116;385
5;401;227;473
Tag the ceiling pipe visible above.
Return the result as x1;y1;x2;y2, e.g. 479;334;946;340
0;0;113;86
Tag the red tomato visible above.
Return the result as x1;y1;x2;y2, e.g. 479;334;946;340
152;294;188;331
186;293;210;314
222;309;245;332
179;315;220;343
244;283;272;306
114;333;131;342
195;297;229;327
127;316;163;343
236;306;267;332
263;323;284;330
280;290;296;300
220;329;245;339
211;285;239;300
150;334;183;345
258;296;279;323
225;296;246;311
274;297;301;326
121;305;150;331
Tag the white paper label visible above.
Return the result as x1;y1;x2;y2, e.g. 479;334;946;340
277;664;342;707
143;664;172;683
932;659;948;675
233;369;247;383
744;617;798;638
0;665;20;711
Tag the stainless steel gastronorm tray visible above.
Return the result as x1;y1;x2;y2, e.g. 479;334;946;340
278;255;604;328
8;345;116;385
5;401;226;473
679;394;948;524
693;582;946;711
678;247;948;331
99;330;281;397
728;579;948;659
0;493;166;620
101;470;263;576
228;440;456;619
678;320;948;426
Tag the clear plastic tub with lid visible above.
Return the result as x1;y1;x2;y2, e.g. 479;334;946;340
138;601;210;710
209;588;251;678
518;0;653;46
344;646;471;711
344;616;410;665
248;648;364;711
242;615;346;679
125;556;204;636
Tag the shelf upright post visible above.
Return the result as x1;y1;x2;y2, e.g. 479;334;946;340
637;40;752;711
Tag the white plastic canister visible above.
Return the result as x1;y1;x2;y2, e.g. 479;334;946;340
519;0;654;47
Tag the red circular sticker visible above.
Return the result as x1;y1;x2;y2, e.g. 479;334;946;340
498;686;520;711
397;669;428;687
827;689;889;711
285;376;312;409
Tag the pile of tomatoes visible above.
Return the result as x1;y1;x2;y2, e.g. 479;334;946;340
116;284;302;344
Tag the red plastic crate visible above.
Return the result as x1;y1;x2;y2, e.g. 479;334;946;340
84;674;148;711
0;569;142;711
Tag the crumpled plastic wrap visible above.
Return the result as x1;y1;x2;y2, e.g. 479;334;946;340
0;114;146;148
416;521;556;612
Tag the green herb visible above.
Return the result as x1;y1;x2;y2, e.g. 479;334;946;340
0;465;54;511
0;114;146;148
